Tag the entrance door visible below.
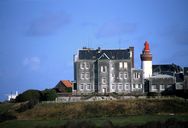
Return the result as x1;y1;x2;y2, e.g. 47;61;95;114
102;88;107;94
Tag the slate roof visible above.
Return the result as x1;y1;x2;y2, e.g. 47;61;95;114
152;64;183;74
78;48;131;60
175;73;184;82
149;74;175;85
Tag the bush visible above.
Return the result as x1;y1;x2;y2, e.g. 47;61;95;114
41;89;57;101
147;92;158;98
0;111;16;122
15;89;42;102
16;100;39;112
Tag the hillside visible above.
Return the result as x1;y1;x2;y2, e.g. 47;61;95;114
1;98;188;127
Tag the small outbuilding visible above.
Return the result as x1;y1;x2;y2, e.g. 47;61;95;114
54;80;72;93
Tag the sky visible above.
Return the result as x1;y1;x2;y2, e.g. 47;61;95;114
0;0;188;101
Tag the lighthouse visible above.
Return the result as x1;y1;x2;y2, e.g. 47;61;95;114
140;41;152;79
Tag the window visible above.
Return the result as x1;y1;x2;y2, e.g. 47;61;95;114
81;72;85;79
87;84;91;90
138;84;142;88
124;72;128;79
85;72;90;79
152;85;157;90
119;62;123;69
160;85;165;90
119;72;123;79
80;84;84;90
102;78;107;84
119;84;123;90
112;84;115;90
125;84;129;90
101;66;107;73
167;85;171;88
133;84;136;88
111;64;114;70
124;62;128;69
80;63;85;69
85;62;90;69
134;72;140;79
111;73;115;79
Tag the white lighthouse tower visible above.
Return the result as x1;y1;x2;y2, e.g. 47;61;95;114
140;41;152;79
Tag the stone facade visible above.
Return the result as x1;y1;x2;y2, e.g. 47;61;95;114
74;47;143;94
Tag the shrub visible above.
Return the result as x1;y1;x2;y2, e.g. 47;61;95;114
0;111;16;122
15;89;42;102
16;100;39;112
41;89;57;101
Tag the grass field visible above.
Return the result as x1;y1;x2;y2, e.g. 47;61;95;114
1;115;188;128
1;98;188;127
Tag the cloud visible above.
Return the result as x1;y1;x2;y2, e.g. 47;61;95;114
27;11;71;36
96;20;137;38
23;57;41;71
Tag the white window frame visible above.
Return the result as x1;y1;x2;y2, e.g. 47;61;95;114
80;84;84;90
80;62;85;69
118;83;123;90
81;72;85;79
134;72;140;79
160;85;165;90
124;72;128;79
101;66;107;73
152;85;157;90
112;84;115;90
133;84;136;89
125;84;129;90
85;62;90;69
124;62;128;69
85;72;90;79
102;77;107;84
87;84;91;90
119;62;123;69
138;84;142;88
119;72;123;79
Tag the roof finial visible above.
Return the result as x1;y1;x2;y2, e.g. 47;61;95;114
144;41;150;51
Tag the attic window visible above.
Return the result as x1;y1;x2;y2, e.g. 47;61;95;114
124;62;128;69
119;62;123;69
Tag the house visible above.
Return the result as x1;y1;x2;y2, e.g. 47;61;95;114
74;46;143;94
7;91;18;101
148;75;175;94
54;80;72;93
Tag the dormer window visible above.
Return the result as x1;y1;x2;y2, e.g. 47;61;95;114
101;66;107;73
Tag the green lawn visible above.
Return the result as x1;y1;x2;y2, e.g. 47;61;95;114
1;115;188;128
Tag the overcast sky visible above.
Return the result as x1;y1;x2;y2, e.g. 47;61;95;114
0;0;188;101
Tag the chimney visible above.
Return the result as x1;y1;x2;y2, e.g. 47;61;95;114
129;47;134;68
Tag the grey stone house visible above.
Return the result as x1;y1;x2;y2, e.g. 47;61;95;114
74;47;144;94
148;74;175;93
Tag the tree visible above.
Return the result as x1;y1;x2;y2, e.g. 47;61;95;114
41;89;57;101
16;89;42;102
